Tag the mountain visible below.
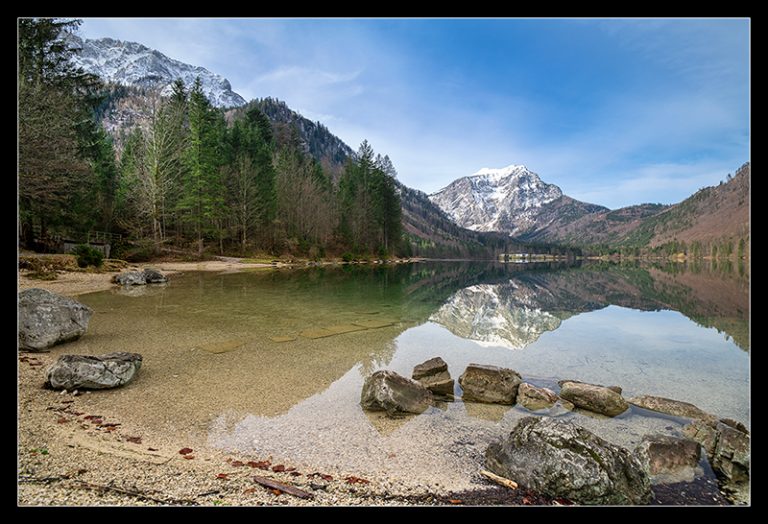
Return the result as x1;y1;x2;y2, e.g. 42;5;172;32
225;98;353;179
429;164;608;237
523;163;750;253
620;163;750;251
430;162;750;255
69;35;246;108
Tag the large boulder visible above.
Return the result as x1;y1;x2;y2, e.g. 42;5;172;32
361;370;433;416
45;352;142;390
458;364;522;405
412;357;454;396
634;435;701;482
485;417;652;505
113;271;146;286
559;380;629;417
711;422;750;483
18;289;93;351
517;382;559;411
627;395;716;424
142;268;168;283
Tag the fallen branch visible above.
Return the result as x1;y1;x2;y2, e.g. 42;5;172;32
479;469;518;490
252;475;313;499
73;479;199;505
18;475;71;484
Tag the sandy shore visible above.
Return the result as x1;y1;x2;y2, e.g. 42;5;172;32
17;259;275;297
19;350;553;507
17;257;498;507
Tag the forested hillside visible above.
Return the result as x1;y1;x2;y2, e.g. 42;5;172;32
18;19;403;260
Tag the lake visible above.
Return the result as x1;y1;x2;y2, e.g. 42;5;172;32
73;260;749;492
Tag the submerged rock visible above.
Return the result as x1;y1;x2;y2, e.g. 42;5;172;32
18;288;93;351
517;382;559;411
559;380;629;417
412;357;454;396
361;370;433;416
45;352;142;390
627;395;716;424
485;417;652;505
634;435;701;483
458;364;522;405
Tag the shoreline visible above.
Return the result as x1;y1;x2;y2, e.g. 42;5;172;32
18;351;551;507
17;256;427;297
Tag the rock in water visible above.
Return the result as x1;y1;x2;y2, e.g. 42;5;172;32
113;271;146;286
682;420;719;458
18;288;93;351
627;395;716;424
361;370;433;416
559;380;629;417
517;382;559;411
45;352;143;390
634;435;701;482
412;357;454;396
142;268;168;283
458;364;522;404
558;378;622;394
712;422;750;483
485;417;652;505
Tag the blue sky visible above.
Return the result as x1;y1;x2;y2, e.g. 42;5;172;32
80;18;749;209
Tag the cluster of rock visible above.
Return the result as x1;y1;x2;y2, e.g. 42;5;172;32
18;288;144;391
360;358;750;505
112;268;168;286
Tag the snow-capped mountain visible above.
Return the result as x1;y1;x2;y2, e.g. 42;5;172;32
69;35;246;108
429;164;607;237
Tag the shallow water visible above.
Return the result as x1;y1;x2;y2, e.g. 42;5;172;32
73;261;749;492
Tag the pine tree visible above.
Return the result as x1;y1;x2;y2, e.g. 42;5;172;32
178;77;225;256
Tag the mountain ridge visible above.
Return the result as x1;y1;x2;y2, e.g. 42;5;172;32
429;164;608;237
69;34;246;108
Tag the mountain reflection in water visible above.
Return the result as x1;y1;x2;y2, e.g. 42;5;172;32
423;260;748;351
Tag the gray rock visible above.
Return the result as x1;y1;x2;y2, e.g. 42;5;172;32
142;268;168;283
485;417;652;505
558;379;622;395
18;289;93;351
683;419;750;485
712;422;750;483
627;395;716;424
113;271;146;286
634;435;701;482
682;420;719;458
517;382;559;411
361;370;433;416
45;352;142;390
559;381;629;417
412;356;447;379
458;364;522;405
412;357;454;396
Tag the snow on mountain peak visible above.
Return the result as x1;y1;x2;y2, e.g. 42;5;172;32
471;164;529;180
428;164;563;235
68;34;247;108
